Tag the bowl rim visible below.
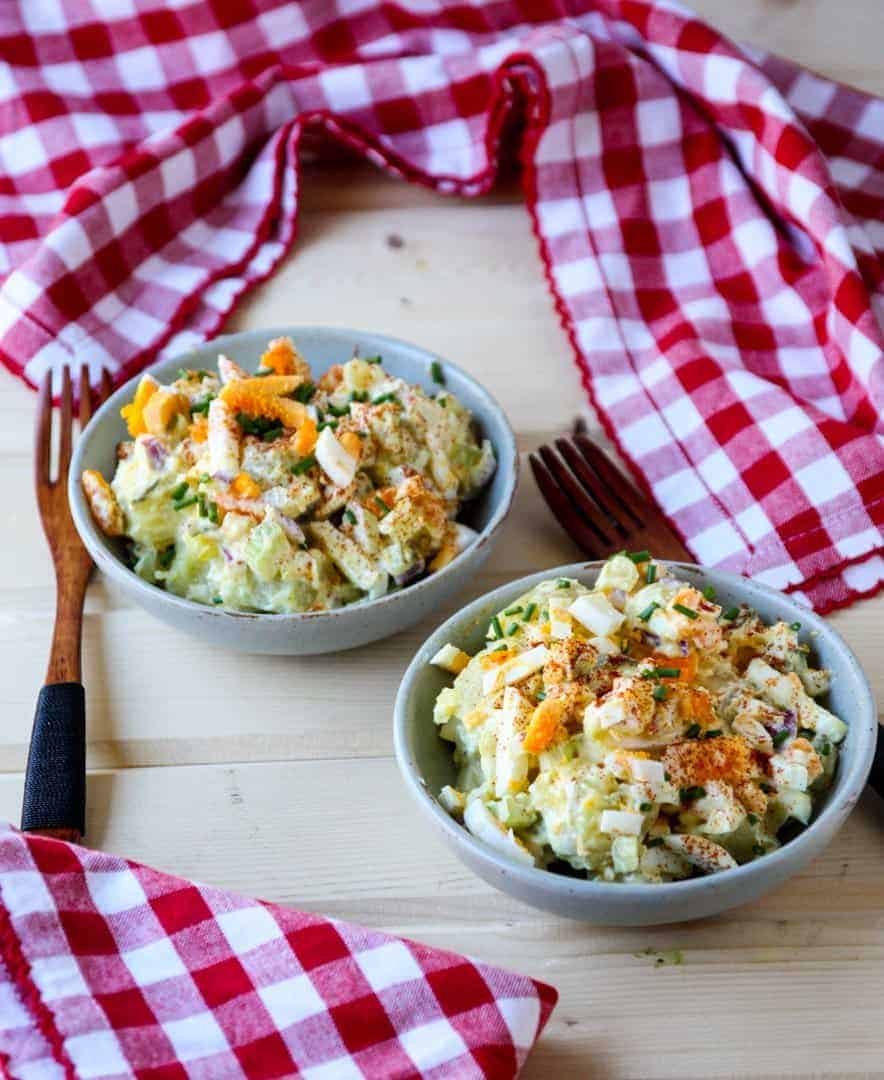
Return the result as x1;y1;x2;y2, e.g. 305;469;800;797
69;326;519;624
393;560;878;901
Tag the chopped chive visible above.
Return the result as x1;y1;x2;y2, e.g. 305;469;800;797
170;481;189;501
318;420;338;431
703;728;722;739
262;425;283;442
772;728;790;749
638;601;659;622
747;812;759;825
431;360;445;384
373;495;389;516
198;493;208;517
639;802;652;812
798;727;815;739
343;509;357;525
212;596;223;605
490;615;503;640
349;390;369;403
789;621;801;632
158;546;175;569
200;473;211;483
190;396;214;415
326;402;349;417
646;563;657;584
679;785;706;803
291;455;316;475
702;585;716;601
752;843;766;856
820;738;831;756
173;494;198;510
364;355;383;365
208;501;219;524
293;382;316;404
524;603;537;621
493;642;508;652
721;606;739;621
507;624;519;636
556;578;571;588
685;723;702;739
645;836;664;848
504;606;523;617
653;666;681;679
664;771;671;782
626;549;650;564
438;397;447;408
371;392;400;406
652;684;667;702
177;368;190;380
673;603;699;620
536;690;547;702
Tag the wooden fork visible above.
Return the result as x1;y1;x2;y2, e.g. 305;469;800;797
530;433;693;562
23;365;112;842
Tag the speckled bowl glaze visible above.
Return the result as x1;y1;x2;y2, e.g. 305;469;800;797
394;562;877;925
69;327;518;655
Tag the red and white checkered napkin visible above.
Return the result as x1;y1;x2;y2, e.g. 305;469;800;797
1;1;883;610
0;824;556;1078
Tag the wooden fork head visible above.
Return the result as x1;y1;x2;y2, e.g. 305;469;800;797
34;364;113;595
529;433;693;563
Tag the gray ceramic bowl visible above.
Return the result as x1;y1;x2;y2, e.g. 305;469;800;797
69;327;517;655
394;561;877;925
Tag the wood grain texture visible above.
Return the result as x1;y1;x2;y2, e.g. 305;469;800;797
2;2;883;1075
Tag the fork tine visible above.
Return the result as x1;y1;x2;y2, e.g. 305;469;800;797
57;366;73;479
555;438;630;538
101;368;113;402
537;444;615;545
529;452;602;558
573;435;644;528
34;372;52;487
78;364;93;427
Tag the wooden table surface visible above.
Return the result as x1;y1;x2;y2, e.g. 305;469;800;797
2;3;883;1077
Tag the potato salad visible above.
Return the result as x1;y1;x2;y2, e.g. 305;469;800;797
82;337;495;613
431;554;847;883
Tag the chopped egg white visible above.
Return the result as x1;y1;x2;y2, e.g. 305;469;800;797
315;426;357;488
568;593;625;637
463;798;535;866
430;643;471;675
599;810;644;836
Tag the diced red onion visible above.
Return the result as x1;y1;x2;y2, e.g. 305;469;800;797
279;515;306;544
766;710;797;738
393;560;425;587
641;629;661;647
142;437;167;468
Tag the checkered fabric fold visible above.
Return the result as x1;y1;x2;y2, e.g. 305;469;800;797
0;824;557;1078
1;0;882;610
